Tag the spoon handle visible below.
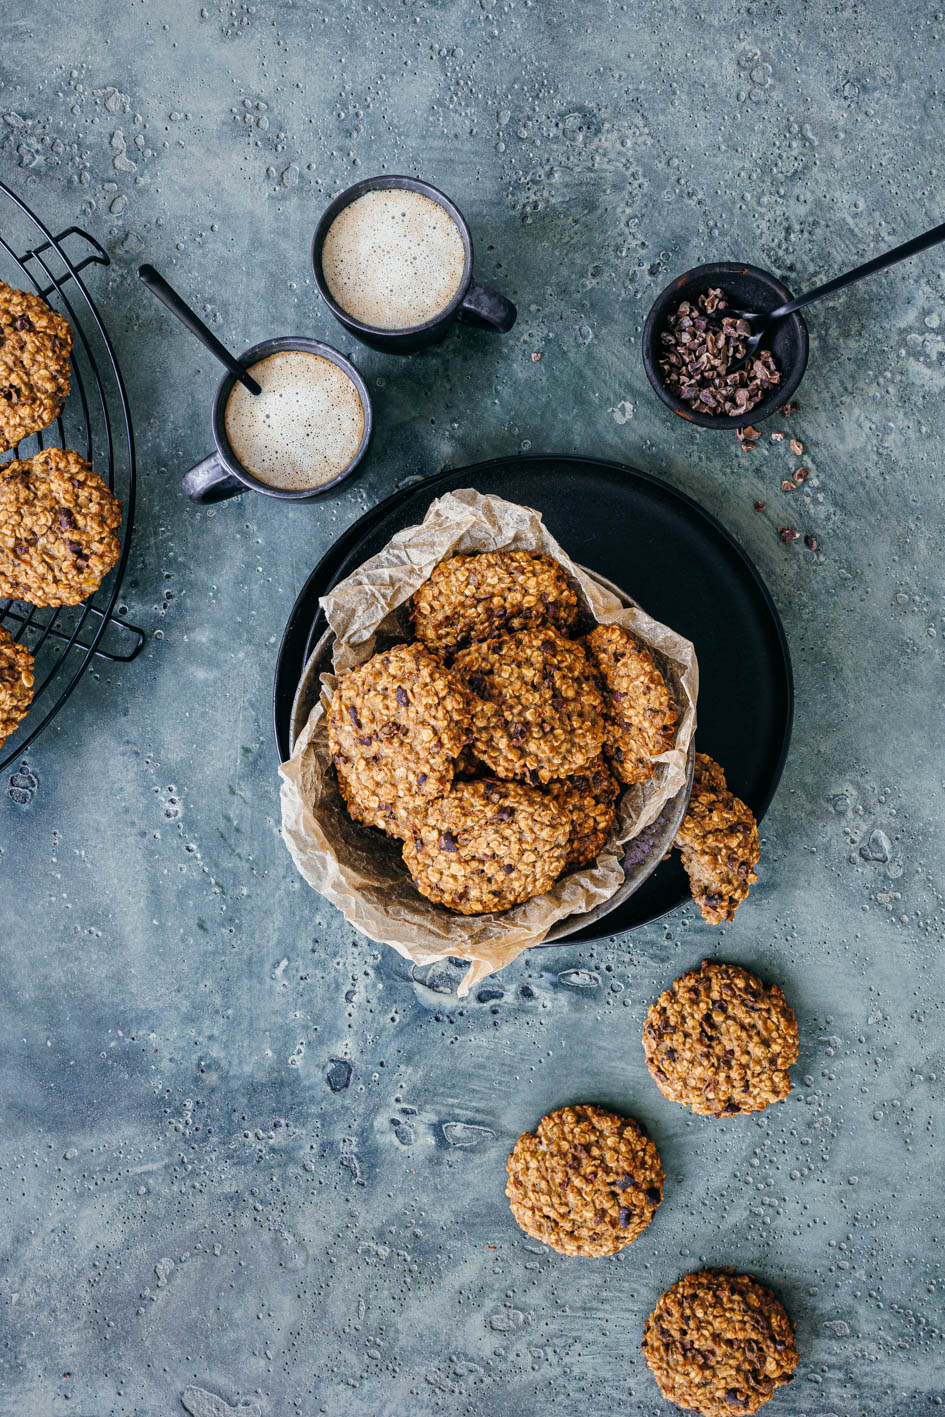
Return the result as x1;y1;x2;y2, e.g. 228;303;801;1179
138;264;262;396
770;220;945;321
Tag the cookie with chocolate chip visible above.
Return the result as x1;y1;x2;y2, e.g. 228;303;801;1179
506;1103;664;1258
674;754;760;924
327;642;472;839
546;753;620;871
0;280;72;452
643;961;798;1117
0;448;122;607
0;625;34;747
402;777;569;914
641;1270;799;1416
583;622;676;785
412;549;579;658
453;626;605;785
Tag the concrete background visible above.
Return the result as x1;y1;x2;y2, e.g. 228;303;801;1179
2;2;944;1414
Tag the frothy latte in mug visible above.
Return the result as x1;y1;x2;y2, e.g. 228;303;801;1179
321;188;466;330
224;351;364;491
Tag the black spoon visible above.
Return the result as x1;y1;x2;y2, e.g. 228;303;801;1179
138;263;262;396
722;219;945;372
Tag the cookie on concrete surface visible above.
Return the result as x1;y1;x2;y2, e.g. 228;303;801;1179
453;626;605;785
403;777;569;913
584;622;676;785
412;549;579;658
0;448;122;607
0;280;73;452
641;1270;799;1416
505;1103;664;1258
642;961;798;1117
327;642;472;839
0;625;34;747
546;753;620;871
674;754;760;925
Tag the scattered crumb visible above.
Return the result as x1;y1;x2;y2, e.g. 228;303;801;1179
789;438;804;456
754;500;766;511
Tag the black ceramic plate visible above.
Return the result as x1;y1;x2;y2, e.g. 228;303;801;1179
273;454;793;938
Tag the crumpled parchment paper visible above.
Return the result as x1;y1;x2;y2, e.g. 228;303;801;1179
280;488;698;995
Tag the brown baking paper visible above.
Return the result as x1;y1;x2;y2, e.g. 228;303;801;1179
279;489;698;995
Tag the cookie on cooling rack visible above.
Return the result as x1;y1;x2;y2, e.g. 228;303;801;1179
412;550;579;658
506;1103;664;1258
642;960;798;1117
402;777;569;913
641;1270;799;1416
584;622;676;785
0;448;122;607
0;625;34;747
327;642;472;839
0;280;73;452
545;753;620;872
453;626;605;785
674;753;760;925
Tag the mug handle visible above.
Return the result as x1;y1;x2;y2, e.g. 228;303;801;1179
182;450;246;503
457;279;517;334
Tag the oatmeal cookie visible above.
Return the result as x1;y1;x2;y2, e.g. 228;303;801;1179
453;626;605;785
0;448;122;606
412;550;579;658
643;961;798;1117
675;754;760;924
0;281;72;451
641;1270;799;1416
327;642;471;839
0;626;34;747
506;1103;664;1258
584;623;676;785
546;754;620;871
402;777;569;913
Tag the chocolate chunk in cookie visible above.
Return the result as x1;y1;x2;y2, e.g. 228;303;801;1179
327;642;472;839
643;960;798;1117
642;1270;799;1416
675;753;760;924
454;626;605;785
0;280;72;452
402;777;569;913
546;753;620;871
506;1103;664;1257
584;622;676;785
0;626;34;747
412;550;579;658
0;448;122;607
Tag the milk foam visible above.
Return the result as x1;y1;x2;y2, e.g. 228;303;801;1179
224;352;363;491
321;188;466;330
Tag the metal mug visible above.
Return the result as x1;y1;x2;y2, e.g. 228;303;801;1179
182;336;373;503
311;175;517;355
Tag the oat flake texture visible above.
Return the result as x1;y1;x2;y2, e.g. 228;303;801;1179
505;1103;664;1257
641;1270;800;1416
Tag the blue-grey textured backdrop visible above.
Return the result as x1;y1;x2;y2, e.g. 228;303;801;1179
1;3;944;1414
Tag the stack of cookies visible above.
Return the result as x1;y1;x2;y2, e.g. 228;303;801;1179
0;279;123;748
326;548;679;915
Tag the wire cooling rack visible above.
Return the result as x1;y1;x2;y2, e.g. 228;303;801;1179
1;178;143;774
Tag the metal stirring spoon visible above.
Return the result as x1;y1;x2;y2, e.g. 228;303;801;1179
138;263;262;395
721;219;945;373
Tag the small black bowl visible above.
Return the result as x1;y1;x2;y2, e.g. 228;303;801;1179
642;261;809;429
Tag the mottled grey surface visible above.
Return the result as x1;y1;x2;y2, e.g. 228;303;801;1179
1;3;944;1414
